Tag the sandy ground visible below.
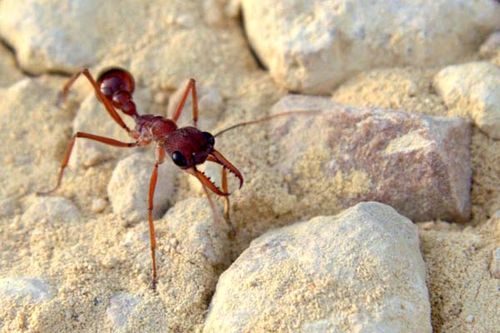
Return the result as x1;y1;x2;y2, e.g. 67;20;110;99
0;1;499;332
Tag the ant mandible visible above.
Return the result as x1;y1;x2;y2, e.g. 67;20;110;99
39;67;317;290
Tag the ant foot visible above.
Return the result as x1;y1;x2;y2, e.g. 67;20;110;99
55;91;70;108
150;278;158;292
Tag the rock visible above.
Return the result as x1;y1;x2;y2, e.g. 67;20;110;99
0;277;53;304
0;0;258;96
479;31;500;59
433;61;500;139
90;197;107;213
161;198;231;267
106;292;141;330
22;196;80;224
491;247;500;278
0;77;72;201
269;94;471;222
204;202;431;333
0;44;23;87
241;0;500;93
107;152;176;224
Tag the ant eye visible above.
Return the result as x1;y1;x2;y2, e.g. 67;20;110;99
202;132;215;146
172;151;187;167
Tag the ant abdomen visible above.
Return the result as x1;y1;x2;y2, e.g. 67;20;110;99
97;68;137;116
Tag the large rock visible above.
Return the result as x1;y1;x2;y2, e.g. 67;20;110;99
269;95;471;222
433;61;500;139
0;0;258;95
241;0;500;93
0;78;71;202
107;152;176;224
204;202;431;333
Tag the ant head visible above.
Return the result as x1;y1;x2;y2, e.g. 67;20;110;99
97;67;137;116
164;127;215;169
164;127;243;195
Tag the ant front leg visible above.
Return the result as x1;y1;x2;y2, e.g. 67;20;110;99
171;78;199;128
38;132;137;195
61;68;132;133
147;146;166;290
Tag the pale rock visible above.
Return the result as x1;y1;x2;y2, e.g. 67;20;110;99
106;292;141;330
241;0;500;93
204;202;431;333
107;152;176;224
161;198;231;267
479;31;500;59
0;277;54;304
433;61;500;139
90;197;107;213
269;95;471;222
0;77;71;201
22;196;80;223
0;1;257;97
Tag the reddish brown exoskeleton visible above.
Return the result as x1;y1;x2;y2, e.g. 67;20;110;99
39;68;243;290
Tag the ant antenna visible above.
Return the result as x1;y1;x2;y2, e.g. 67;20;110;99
214;110;322;138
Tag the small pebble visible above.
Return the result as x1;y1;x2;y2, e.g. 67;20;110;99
465;315;475;323
91;198;107;214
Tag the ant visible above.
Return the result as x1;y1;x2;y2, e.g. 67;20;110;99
39;67;316;290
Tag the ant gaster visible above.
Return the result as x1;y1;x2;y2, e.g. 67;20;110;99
39;68;243;290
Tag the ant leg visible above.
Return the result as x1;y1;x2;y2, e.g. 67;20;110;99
147;146;165;290
171;79;198;128
221;167;236;239
61;68;132;133
38;132;137;195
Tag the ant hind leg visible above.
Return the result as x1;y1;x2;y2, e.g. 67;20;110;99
38;132;137;195
171;79;198;128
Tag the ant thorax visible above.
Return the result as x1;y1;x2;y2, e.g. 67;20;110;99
132;115;178;145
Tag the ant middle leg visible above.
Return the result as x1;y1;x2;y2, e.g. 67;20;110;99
60;68;132;133
38;132;137;195
171;79;199;128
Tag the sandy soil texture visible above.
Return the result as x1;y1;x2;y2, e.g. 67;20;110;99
0;1;499;332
